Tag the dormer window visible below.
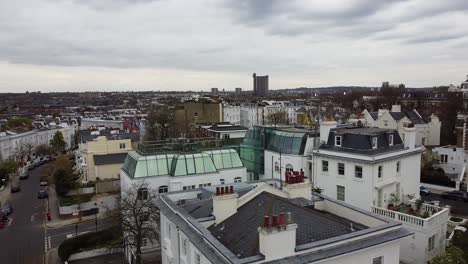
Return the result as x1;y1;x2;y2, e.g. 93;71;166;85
335;136;342;147
372;137;378;149
389;135;394;146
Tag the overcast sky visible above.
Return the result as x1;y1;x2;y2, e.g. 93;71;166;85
0;0;467;92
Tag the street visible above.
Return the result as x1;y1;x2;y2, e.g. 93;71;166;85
0;165;47;263
0;165;118;263
422;193;468;217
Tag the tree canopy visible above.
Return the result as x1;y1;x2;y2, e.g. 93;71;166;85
50;131;66;153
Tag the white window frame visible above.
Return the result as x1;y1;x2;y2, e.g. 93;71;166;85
389;135;393;146
396;161;400;173
378;165;383;178
372;137;378;149
322;160;328;172
335;136;342;147
355;166;363;178
372;256;383;264
338;163;345;176
137;188;148;200
119;143;126;149
337;185;345;201
234;177;242;183
428;235;436;251
158;185;168;193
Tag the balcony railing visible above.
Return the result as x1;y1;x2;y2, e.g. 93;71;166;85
371;203;449;230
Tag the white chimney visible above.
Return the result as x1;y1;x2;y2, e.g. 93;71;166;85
212;186;238;224
403;127;416;149
319;121;337;143
391;105;401;112
258;213;297;261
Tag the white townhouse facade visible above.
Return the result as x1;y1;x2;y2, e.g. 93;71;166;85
362;105;441;146
156;179;412;264
312;123;449;264
0;125;74;161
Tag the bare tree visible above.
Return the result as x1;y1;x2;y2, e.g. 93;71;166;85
267;111;288;127
35;144;54;157
144;107;174;141
119;182;160;264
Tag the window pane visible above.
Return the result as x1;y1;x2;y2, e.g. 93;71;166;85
186;155;195;175
174;156;187;176
195;155;205;173
135;159;148;178
212;152;224;169
157;156;169;176
203;155;216;173
231;151;243;167
222;151;233;168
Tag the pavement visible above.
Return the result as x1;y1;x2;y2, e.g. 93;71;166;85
0;179;12;205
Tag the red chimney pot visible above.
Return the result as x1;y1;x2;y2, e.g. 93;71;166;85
279;213;285;225
263;216;270;228
215;187;220;195
220;187;225;195
224;186;229;194
272;215;278;226
229;186;234;194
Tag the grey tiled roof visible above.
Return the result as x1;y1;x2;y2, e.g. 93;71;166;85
208;192;367;259
93;153;128;165
319;127;405;155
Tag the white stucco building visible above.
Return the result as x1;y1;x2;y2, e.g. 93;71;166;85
313;122;449;264
120;148;247;195
0;124;75;161
156;179;412;264
362;105;441;146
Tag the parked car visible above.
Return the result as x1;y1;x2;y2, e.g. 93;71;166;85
440;191;468;202
420;186;431;196
10;179;20;193
39;181;48;187
1;203;13;216
19;172;29;180
38;190;48;199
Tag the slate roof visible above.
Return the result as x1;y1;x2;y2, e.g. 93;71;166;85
207;125;248;132
319;127;405;155
93;153;128;165
369;112;378;120
208;192;367;259
80;129;140;143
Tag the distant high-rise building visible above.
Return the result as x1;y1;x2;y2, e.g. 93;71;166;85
211;87;219;96
235;87;242;96
253;73;269;97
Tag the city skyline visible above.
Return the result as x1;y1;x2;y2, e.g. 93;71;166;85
0;0;467;92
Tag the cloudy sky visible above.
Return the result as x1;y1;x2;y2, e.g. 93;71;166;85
0;0;467;92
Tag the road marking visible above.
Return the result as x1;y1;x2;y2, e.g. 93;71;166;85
66;231;91;239
48;236;51;250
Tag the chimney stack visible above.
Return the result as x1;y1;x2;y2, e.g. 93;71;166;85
403;126;416;149
320;121;337;143
258;212;297;261
213;185;238;224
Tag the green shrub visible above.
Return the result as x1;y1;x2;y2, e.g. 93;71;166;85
58;226;122;261
451;217;464;222
59;193;94;206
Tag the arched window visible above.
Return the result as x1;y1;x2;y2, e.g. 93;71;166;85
285;164;293;173
158;185;168;193
234;177;242;183
274;162;279;172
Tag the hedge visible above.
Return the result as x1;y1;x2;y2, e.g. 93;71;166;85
58;226;122;261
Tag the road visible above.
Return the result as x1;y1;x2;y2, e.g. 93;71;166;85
422;193;468;217
0;165;118;263
0;165;47;264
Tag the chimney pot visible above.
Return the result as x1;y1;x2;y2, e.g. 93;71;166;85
279;213;285;225
224;186;229;194
286;212;292;224
220;186;225;195
263;216;270;228
216;187;220;195
229;186;234;194
272;215;278;226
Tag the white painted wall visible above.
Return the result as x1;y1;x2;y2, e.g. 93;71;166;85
263;150;311;182
314;152;421;211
